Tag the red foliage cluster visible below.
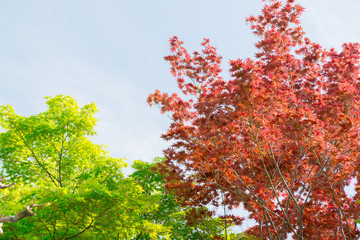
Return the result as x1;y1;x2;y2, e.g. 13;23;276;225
148;0;360;239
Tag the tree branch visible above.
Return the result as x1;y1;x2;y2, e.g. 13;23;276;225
0;203;47;234
0;180;15;189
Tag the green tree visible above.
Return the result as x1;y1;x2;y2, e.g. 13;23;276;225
130;158;254;240
0;95;168;239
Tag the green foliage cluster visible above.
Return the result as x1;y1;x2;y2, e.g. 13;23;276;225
0;95;253;239
0;96;166;239
131;158;228;239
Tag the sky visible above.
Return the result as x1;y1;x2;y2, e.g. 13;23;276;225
1;0;360;232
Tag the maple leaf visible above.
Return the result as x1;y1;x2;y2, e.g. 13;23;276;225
149;0;360;239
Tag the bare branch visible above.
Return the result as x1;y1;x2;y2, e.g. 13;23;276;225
0;203;47;235
0;178;15;189
0;182;15;189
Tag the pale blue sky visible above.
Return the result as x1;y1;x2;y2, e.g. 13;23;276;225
0;0;359;168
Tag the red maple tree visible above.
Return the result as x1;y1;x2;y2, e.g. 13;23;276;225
148;0;360;239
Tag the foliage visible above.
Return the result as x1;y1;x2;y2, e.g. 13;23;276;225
0;95;167;239
130;158;247;239
148;0;360;239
